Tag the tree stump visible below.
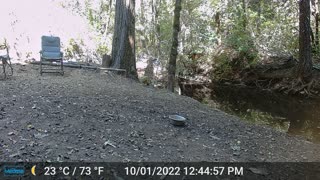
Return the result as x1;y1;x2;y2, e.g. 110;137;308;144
145;57;155;79
102;54;112;68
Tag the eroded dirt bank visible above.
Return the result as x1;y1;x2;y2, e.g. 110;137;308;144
0;64;319;162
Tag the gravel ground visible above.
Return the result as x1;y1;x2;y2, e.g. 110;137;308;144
0;64;319;162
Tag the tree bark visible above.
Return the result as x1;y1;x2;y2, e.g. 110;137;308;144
242;0;247;30
111;0;138;79
316;12;319;47
102;54;112;67
298;0;313;81
167;0;182;92
152;0;161;59
312;0;319;47
257;0;262;34
215;12;221;34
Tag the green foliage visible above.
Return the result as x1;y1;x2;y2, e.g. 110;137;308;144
212;28;258;80
140;76;152;86
61;0;305;81
60;0;114;58
85;0;110;35
96;44;108;56
177;53;208;77
225;30;258;65
212;48;235;80
65;38;84;60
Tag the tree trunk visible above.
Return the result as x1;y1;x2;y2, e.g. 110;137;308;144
152;0;162;60
111;0;138;79
139;0;147;50
316;12;319;47
242;0;247;30
215;12;221;34
257;0;262;34
310;24;315;47
167;0;182;92
102;54;112;67
298;0;313;81
313;0;320;47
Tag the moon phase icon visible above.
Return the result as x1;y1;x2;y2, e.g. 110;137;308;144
31;165;36;176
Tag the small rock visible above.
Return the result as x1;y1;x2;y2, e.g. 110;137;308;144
231;145;241;151
103;140;117;148
302;156;307;160
57;156;63;162
27;124;35;130
8;132;15;136
233;152;241;156
64;156;70;159
34;133;48;139
210;135;221;140
9;152;21;158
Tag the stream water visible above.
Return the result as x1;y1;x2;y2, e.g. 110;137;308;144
213;84;320;143
182;83;320;143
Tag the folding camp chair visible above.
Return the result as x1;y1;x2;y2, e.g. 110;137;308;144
40;36;64;75
0;39;13;79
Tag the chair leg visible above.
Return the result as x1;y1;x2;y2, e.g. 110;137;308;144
2;60;6;79
61;59;64;75
7;59;13;76
40;58;42;75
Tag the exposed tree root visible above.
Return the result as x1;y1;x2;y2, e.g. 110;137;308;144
284;78;314;95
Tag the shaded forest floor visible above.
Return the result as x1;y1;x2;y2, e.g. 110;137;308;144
0;64;319;162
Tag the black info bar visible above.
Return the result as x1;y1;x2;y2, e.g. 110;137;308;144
0;162;319;179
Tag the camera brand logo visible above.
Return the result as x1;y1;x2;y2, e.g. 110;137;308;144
3;166;25;176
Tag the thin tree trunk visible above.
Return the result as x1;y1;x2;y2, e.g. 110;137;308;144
298;0;313;81
152;0;161;60
111;0;138;79
257;0;262;34
316;14;319;46
140;0;147;49
242;0;247;30
215;12;221;34
311;25;315;47
167;0;182;92
314;0;319;46
104;0;113;39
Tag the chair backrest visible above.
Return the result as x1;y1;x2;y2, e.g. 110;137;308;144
41;36;61;52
